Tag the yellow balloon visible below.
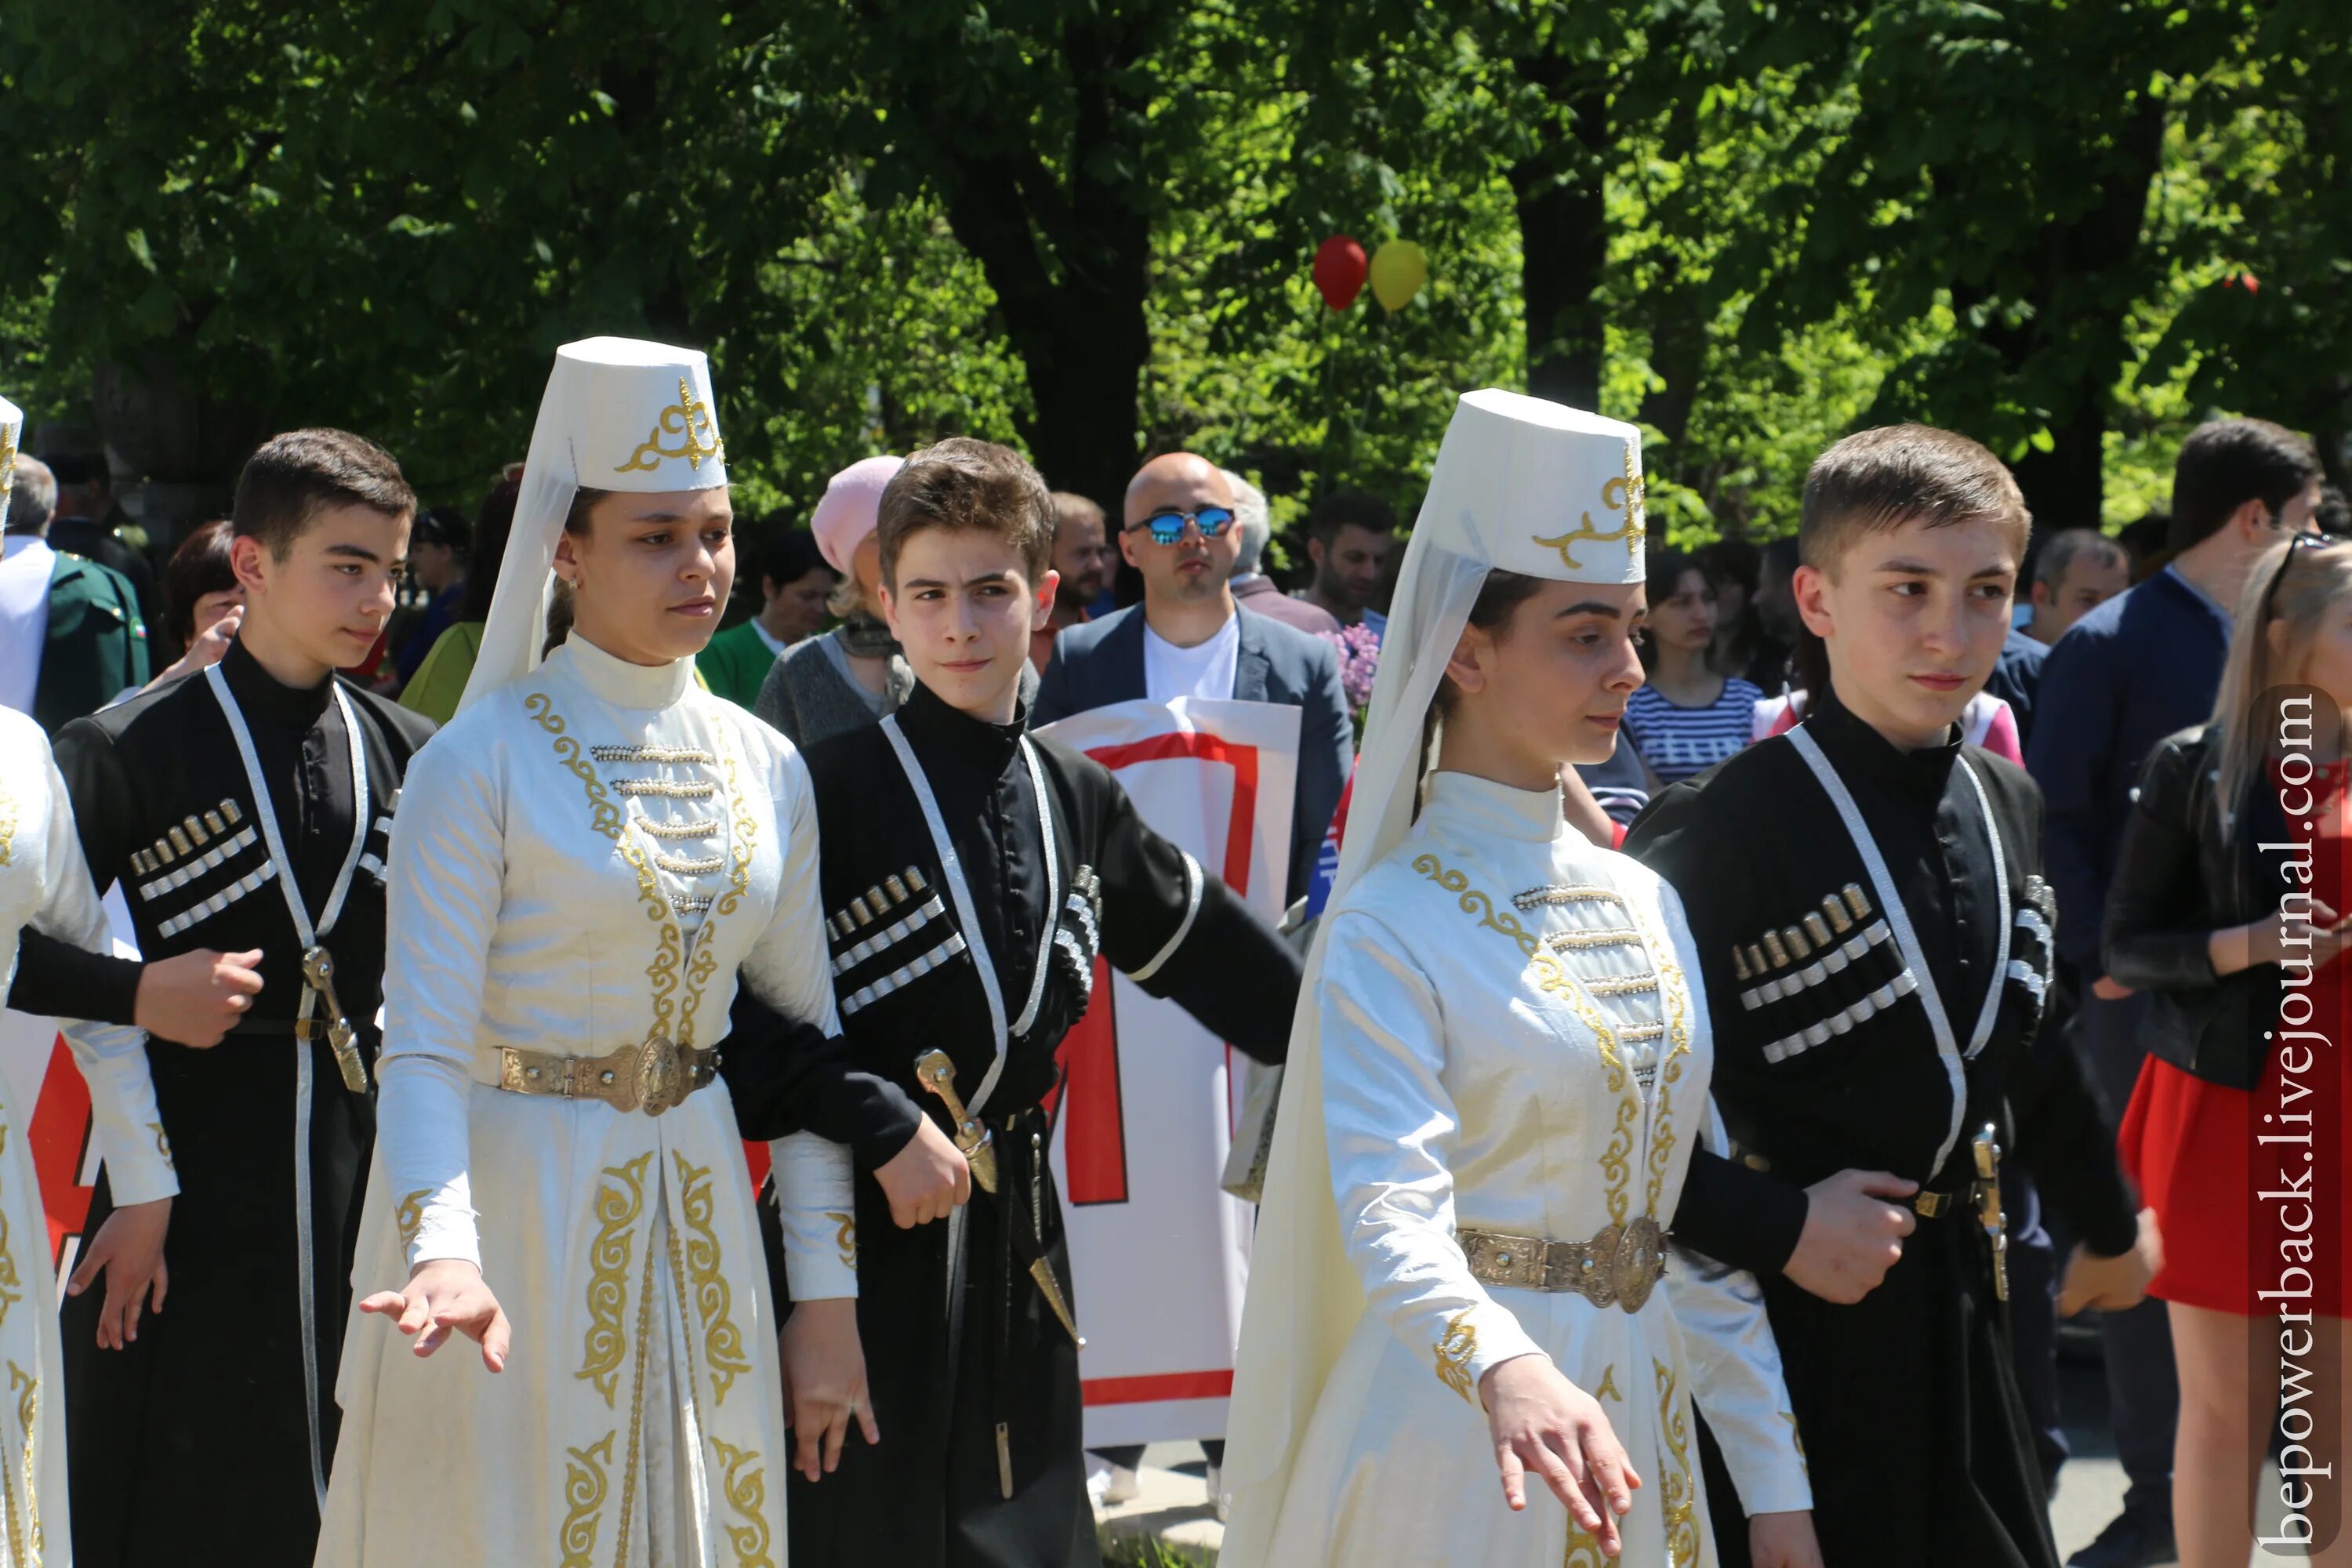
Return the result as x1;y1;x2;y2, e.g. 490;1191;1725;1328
1368;239;1428;312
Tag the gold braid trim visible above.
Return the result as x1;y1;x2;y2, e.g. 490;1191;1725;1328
556;1430;614;1568
1414;854;1638;1223
528;694;681;1040
827;1211;857;1270
1653;1358;1700;1566
1434;1312;1478;1405
671;1152;751;1406
576;1153;651;1406
0;775;17;869
711;1438;776;1568
1630;906;1694;1220
613;1225;659;1567
1565;1520;1606;1568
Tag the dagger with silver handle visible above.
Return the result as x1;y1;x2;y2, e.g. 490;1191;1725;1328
914;1049;999;1196
301;946;371;1094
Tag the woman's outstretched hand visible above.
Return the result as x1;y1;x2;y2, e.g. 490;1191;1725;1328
780;1297;880;1482
359;1258;510;1372
1480;1352;1641;1555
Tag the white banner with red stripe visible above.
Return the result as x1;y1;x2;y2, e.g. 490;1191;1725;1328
1035;696;1299;1446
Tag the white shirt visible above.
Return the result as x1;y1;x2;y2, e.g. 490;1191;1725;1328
0;535;54;717
1142;608;1241;704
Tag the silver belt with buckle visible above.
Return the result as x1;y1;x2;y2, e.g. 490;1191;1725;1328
496;1035;720;1116
1458;1215;1669;1312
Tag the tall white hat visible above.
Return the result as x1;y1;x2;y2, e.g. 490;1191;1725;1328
1220;389;1649;1562
0;397;21;520
459;338;730;713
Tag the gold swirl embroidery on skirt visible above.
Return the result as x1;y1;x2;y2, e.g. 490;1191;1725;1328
11;1362;38;1564
711;1438;775;1568
671;1152;751;1405
577;1153;652;1406
1653;1358;1700;1566
0;1127;20;1330
1594;1364;1621;1403
1565;1519;1606;1568
394;1189;429;1256
1433;1311;1478;1404
557;1429;615;1568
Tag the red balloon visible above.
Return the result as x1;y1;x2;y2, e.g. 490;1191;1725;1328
1313;235;1368;310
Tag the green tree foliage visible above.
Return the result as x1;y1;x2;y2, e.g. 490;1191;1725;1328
1;0;2342;553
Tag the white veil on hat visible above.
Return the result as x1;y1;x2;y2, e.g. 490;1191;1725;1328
1219;389;1648;1563
457;337;730;715
0;397;21;517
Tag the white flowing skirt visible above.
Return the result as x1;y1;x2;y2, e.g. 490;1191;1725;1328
1257;1287;1720;1568
318;1081;789;1567
0;1094;64;1568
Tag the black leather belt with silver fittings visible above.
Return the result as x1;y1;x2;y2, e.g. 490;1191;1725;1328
496;1036;720;1116
1458;1216;1669;1312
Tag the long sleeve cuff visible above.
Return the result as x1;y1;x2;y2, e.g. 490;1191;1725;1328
1671;1145;1808;1278
1666;1242;1813;1516
1444;1294;1546;1402
771;1130;858;1301
62;1020;179;1205
9;931;142;1029
376;1049;482;1271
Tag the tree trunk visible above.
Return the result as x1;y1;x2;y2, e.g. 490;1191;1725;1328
1510;64;1610;411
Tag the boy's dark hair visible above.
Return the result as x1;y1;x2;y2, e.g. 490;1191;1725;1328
1798;424;2029;576
877;437;1054;586
232;428;416;560
164;519;239;648
1306;489;1398;544
2167;418;2321;554
760;528;829;590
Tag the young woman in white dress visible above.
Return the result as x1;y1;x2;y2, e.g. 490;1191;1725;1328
318;339;963;1564
1222;390;1823;1567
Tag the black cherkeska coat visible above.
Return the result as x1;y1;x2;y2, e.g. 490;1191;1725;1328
782;680;1296;1568
47;639;433;1568
1631;688;2135;1568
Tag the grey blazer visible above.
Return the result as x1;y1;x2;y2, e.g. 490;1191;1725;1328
1032;603;1354;906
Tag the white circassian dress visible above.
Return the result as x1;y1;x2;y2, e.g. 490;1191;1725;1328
0;706;161;1568
318;636;858;1567
1254;771;1810;1566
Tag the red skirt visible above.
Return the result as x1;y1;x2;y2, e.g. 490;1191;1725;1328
2122;1038;2350;1319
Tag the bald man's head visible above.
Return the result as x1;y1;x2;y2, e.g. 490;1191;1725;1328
1120;452;1240;612
1123;452;1233;527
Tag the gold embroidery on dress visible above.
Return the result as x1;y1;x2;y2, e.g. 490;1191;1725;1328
11;1362;38;1564
1512;884;1621;911
556;1429;615;1568
1533;441;1646;572
1415;854;1641;1225
394;1189;429;1256
0;1128;20;1331
1565;1519;1605;1568
828;1210;857;1270
577;1152;651;1406
0;776;17;869
615;376;724;475
1654;1358;1700;1566
1594;1364;1621;1403
1543;927;1643;952
147;1122;173;1169
672;1152;751;1406
591;745;715;766
711;1438;776;1568
1628;907;1694;1219
1582;973;1660;997
1434;1311;1478;1404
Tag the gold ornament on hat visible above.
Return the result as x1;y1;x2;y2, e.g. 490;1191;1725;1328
615;376;724;474
1534;439;1647;570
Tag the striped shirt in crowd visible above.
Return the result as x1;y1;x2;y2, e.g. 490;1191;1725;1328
1622;678;1764;786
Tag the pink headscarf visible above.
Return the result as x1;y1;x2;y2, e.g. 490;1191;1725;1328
811;455;905;575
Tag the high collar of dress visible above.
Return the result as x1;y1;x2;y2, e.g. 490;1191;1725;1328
552;633;695;711
898;677;1027;778
1422;768;1566;844
222;633;336;725
1804;682;1961;807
